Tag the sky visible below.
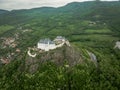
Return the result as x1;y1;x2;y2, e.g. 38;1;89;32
0;0;118;10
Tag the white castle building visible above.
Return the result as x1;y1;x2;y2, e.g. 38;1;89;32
37;36;70;51
54;36;65;43
37;38;56;51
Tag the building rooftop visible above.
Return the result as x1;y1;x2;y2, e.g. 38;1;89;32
55;36;65;40
39;38;55;44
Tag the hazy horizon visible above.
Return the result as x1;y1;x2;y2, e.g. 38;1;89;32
0;0;118;10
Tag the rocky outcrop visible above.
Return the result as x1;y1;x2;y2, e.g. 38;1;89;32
87;50;97;67
114;41;120;49
25;45;82;73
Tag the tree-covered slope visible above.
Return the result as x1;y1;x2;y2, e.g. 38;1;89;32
0;1;100;25
0;1;120;90
84;1;120;36
0;9;9;14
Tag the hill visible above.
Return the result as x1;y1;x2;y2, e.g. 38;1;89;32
0;9;9;14
0;1;120;89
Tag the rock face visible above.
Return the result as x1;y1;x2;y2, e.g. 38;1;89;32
25;45;82;73
87;51;97;67
114;41;120;49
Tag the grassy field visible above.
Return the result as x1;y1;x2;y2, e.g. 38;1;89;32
84;29;112;34
71;34;118;42
0;25;14;35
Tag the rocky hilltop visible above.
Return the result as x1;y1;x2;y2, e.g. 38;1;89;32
24;45;82;73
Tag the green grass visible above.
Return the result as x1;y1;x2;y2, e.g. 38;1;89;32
0;25;14;35
85;29;112;34
71;34;119;42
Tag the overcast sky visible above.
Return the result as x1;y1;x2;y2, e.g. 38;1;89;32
0;0;118;10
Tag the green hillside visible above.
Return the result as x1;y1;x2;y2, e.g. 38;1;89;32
0;1;120;89
0;9;8;14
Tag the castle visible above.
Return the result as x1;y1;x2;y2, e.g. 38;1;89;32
37;36;70;51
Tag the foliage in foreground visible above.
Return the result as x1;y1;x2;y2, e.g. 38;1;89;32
0;58;120;90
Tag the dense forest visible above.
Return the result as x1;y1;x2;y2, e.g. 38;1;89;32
0;1;120;89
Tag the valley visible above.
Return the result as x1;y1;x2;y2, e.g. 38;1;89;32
0;1;120;89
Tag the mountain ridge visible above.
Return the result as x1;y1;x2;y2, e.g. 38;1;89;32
0;9;9;14
0;1;120;89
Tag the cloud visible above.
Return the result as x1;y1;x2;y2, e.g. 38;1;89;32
0;0;118;10
0;0;90;10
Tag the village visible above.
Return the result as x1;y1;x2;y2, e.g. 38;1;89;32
0;29;120;65
0;32;71;64
0;28;32;64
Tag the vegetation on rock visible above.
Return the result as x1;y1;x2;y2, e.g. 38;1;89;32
0;1;120;89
